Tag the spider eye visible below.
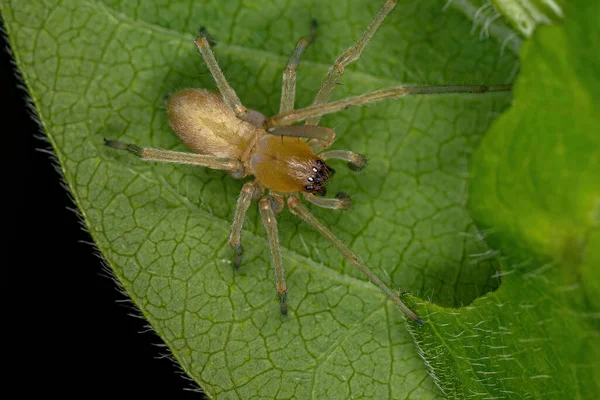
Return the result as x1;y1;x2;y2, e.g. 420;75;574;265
317;159;324;167
305;185;315;191
312;167;318;173
307;177;314;182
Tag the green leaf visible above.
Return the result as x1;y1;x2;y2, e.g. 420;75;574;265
2;0;518;398
409;0;600;398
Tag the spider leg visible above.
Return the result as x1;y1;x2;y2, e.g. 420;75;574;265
306;0;397;126
229;181;261;269
266;84;512;129
319;150;367;171
268;125;336;151
104;139;244;175
259;196;288;315
195;36;248;119
280;20;318;114
303;192;351;210
287;196;423;324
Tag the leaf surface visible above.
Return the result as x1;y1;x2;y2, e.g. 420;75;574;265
408;0;599;398
2;0;518;398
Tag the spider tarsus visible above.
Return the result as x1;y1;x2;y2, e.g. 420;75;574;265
233;257;242;270
103;138;124;149
199;26;217;46
347;162;361;171
398;290;424;325
232;244;243;269
278;293;288;315
335;192;352;209
347;154;367;172
103;139;142;157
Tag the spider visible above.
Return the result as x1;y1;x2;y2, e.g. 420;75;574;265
105;0;510;325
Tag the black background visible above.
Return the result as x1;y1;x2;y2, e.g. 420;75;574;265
2;19;206;398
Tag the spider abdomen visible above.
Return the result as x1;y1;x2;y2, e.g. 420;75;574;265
166;89;261;160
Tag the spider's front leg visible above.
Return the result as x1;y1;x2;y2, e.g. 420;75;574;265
259;195;288;315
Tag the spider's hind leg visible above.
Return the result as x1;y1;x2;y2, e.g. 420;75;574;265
194;34;248;119
104;139;244;173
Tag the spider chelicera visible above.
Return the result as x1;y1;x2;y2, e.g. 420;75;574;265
105;0;511;324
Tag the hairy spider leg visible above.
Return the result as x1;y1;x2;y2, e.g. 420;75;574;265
229;181;261;269
259;196;288;315
265;84;513;130
280;20;318;113
195;36;248;119
319;150;368;172
303;192;351;210
103;139;244;173
307;0;398;127
287;196;423;324
268;125;336;152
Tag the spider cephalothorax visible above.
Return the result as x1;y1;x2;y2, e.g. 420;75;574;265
105;0;511;324
249;135;330;194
